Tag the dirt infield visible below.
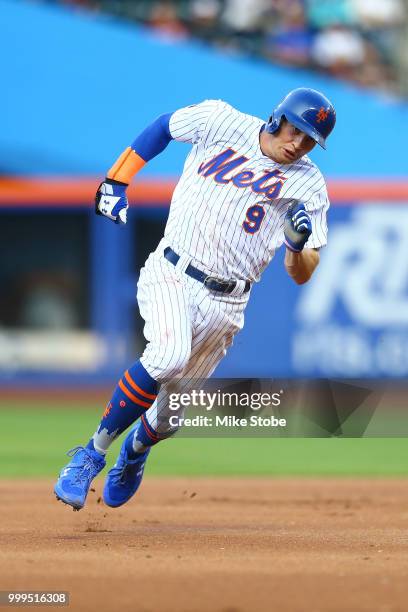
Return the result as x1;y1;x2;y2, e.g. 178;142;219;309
1;478;407;612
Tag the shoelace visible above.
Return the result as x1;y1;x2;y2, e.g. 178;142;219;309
119;462;143;485
109;456;144;485
66;446;102;485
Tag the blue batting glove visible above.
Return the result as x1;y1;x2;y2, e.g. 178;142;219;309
95;178;129;225
284;202;312;252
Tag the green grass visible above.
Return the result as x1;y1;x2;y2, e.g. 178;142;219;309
1;405;407;478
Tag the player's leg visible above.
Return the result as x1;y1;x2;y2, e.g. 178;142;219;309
89;255;192;454
54;255;193;510
137;290;245;441
103;286;246;507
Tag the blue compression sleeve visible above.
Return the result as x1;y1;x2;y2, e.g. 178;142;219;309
131;112;173;162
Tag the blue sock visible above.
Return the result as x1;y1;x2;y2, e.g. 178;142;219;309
125;414;168;459
88;360;158;454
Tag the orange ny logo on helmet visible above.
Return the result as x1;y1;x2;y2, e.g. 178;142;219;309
316;107;330;123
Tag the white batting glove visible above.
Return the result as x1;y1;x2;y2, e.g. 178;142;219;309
284;202;312;252
95;179;129;225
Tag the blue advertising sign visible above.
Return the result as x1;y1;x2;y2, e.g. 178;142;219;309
217;203;408;378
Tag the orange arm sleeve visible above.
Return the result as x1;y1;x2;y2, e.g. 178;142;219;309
107;147;146;184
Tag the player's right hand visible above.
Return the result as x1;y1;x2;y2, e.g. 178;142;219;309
95;179;129;225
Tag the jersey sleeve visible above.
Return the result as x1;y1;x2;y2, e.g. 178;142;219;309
304;185;330;249
168;100;222;145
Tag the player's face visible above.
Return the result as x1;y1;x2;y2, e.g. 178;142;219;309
261;120;316;164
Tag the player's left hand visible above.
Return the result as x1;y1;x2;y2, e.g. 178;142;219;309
284;202;312;252
95;179;129;225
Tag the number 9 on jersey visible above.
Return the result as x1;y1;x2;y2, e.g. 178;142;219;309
243;204;266;234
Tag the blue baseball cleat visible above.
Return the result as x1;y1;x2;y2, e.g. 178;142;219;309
103;430;150;508
54;446;106;511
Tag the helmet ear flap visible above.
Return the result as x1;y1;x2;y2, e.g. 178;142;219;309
266;112;283;134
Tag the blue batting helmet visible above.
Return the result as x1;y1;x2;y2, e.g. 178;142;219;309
266;88;336;149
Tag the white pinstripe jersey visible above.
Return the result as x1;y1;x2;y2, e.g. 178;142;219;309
166;99;330;283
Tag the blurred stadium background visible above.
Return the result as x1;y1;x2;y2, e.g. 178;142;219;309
1;0;408;476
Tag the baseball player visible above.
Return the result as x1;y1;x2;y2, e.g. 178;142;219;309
54;88;336;510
